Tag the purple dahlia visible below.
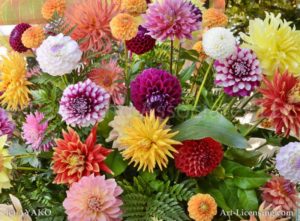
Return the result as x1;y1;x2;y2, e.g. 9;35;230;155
214;46;262;97
143;0;201;41
189;2;202;23
59;79;110;127
0;108;15;138
130;68;181;118
9;23;31;53
125;26;156;55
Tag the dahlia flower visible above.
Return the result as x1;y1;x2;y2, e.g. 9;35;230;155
36;33;82;76
240;12;300;76
121;0;147;16
21;26;45;49
65;0;120;53
106;106;143;150
256;71;300;137
130;68;182;118
189;2;202;23
0;52;31;111
63;174;123;221
261;176;299;212
0;108;15;138
214;46;262;97
110;13;138;40
202;8;228;29
52;126;112;185
143;0;201;41
119;110;180;172
22;112;50;151
276;142;300;183
174;138;223;177
59;79;110;127
202;27;236;60
125;26;156;55
42;0;66;20
188;193;217;221
0;136;13;193
9;23;31;53
88;59;126;105
192;41;207;61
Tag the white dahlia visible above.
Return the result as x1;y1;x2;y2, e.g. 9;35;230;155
36;33;82;76
202;27;236;60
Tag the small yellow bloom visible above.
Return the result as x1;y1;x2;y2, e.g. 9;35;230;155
110;13;138;40
42;0;66;20
21;26;45;49
188;193;217;221
0;136;13;193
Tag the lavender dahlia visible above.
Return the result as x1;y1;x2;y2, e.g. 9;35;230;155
143;0;201;41
130;68;181;118
0;108;15;138
214;46;262;97
59;79;110;127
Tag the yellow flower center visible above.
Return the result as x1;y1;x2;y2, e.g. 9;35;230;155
199;203;209;212
87;196;103;212
68;155;80;166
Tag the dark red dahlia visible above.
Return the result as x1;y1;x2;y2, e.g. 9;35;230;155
125;26;156;55
174;138;223;177
130;68;182;118
9;23;31;52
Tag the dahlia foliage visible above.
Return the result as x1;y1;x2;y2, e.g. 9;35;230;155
0;0;299;220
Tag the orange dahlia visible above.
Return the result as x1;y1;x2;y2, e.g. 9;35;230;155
42;0;66;20
21;26;45;49
110;13;138;40
65;0;120;53
192;41;207;61
121;0;147;16
202;8;228;29
52;126;112;185
188;193;217;221
257;70;300;137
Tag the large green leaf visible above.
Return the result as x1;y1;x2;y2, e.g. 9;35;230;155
232;167;269;189
237;189;258;211
105;151;128;176
173;109;248;148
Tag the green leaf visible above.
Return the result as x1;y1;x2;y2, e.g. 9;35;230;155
179;63;195;83
105;151;128;176
237;189;258;211
208;189;231;211
9;143;27;155
210;165;226;179
98;109;115;139
173;109;248;148
224;148;261;167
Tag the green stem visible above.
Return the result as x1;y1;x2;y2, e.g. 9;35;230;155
223;97;237;116
175;43;181;77
243;118;265;136
232;92;258;118
211;92;224;110
3;153;36;159
216;95;225;111
124;42;130;105
15;167;48;172
170;40;174;74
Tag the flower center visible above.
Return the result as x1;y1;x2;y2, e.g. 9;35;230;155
51;44;64;53
102;75;113;87
199;203;209;212
232;60;249;76
71;96;91;115
68;155;80;166
145;91;170;114
87;196;103;212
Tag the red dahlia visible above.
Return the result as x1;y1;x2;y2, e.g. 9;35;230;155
174;138;223;177
52;125;112;185
9;23;31;52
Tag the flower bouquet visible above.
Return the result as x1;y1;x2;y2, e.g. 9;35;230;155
0;0;299;220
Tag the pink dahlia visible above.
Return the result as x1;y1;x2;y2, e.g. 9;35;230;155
59;79;110;127
63;174;123;221
130;68;182;118
143;0;201;41
22;112;51;151
9;23;31;53
125;26;156;55
214;46;262;97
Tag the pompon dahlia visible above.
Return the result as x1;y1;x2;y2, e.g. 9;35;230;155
119;110;180;172
0;108;15;138
125;26;156;55
65;0;120;53
110;13;138;40
42;0;66;20
214;46;262;97
59;79;110;127
52;126;112;185
256;71;300;137
88;59;126;105
174;138;223;177
261;176;299;212
63;174;123;221
192;41;207;61
143;0;201;41
130;68;182;118
202;8;228;29
21;26;45;49
202;27;236;60
36;34;82;76
276;142;300;183
240;13;300;76
9;23;31;53
188;193;217;221
121;0;147;16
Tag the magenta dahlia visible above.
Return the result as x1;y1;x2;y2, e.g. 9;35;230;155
214;46;262;97
59;79;110;127
0;108;15;138
143;0;201;41
130;68;181;118
174;138;223;177
9;23;31;53
125;26;156;55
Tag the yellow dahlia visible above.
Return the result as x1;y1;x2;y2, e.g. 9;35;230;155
0;52;31;111
21;26;45;49
202;8;228;29
42;0;66;20
121;0;147;16
110;13;138;40
240;12;300;76
188;193;217;221
0;136;13;193
119;110;180;172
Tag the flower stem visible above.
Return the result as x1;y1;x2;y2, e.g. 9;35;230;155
175;43;181;77
243;118;265;137
170;40;174;74
211;92;224;110
124;42;130;105
232;92;258;118
15;167;48;172
223;97;237;116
